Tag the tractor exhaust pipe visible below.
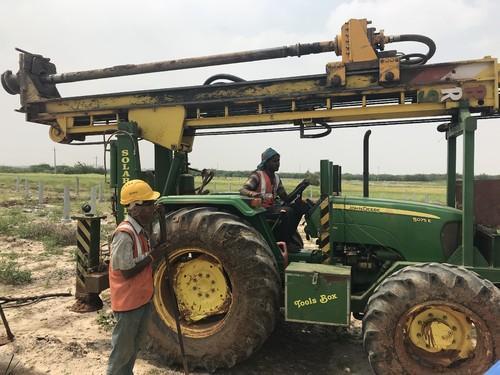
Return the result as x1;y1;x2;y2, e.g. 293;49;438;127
363;130;371;197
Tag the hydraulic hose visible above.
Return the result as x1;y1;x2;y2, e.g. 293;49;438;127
387;34;436;65
203;73;246;85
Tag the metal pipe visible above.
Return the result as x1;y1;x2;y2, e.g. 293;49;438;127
320;159;331;197
446;133;457;207
460;110;476;266
163;153;186;196
332;164;342;195
329;162;334;195
363;130;372;197
40;41;336;84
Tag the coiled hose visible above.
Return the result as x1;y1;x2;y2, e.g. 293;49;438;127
388;34;436;65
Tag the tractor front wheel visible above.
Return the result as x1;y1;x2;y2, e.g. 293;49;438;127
149;207;280;371
363;263;500;375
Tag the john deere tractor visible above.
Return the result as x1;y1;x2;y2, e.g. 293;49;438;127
3;18;500;374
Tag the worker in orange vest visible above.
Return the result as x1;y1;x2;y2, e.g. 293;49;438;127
107;179;164;375
240;148;309;252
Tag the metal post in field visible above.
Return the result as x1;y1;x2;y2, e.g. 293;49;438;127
38;182;44;205
90;186;97;215
309;188;313;200
98;182;104;202
24;178;29;198
76;177;80;197
15;176;19;192
62;186;71;222
53;147;57;174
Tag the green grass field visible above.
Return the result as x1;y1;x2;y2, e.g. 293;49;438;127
0;172;447;206
200;176;446;204
0;172;446;285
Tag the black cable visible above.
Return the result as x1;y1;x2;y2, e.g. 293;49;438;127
203;74;246;85
390;34;436;65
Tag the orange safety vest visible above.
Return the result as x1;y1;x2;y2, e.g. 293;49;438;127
257;170;280;208
109;220;153;312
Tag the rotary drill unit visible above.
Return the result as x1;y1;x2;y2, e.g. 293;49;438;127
3;19;500;374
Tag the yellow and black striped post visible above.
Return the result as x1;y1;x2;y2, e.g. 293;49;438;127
71;214;107;312
319;196;331;255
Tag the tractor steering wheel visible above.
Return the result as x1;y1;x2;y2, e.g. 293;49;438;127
283;179;310;205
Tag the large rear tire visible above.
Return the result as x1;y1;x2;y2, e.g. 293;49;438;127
363;263;500;375
149;207;280;371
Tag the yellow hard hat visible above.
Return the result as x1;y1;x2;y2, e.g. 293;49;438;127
120;179;160;205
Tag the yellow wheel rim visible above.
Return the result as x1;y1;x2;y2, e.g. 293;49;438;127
153;248;232;338
401;301;477;367
174;255;230;322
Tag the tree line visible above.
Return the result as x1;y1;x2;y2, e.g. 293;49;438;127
0;163;105;175
213;170;500;184
1;164;498;185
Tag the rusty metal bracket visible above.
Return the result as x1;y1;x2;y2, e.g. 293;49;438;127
326;62;346;87
379;57;400;83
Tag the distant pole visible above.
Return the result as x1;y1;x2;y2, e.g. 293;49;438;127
38;182;44;205
98;182;104;202
90;186;97;215
15;176;19;192
24;179;29;198
62;186;71;222
76;177;80;197
95;156;98;169
53;147;57;174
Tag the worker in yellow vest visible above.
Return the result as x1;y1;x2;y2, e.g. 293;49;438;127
107;179;164;375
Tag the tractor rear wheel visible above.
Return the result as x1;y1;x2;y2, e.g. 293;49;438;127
363;263;500;375
149;207;280;371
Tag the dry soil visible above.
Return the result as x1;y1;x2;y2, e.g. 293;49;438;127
0;235;372;375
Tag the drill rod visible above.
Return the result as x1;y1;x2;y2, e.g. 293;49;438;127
41;41;336;84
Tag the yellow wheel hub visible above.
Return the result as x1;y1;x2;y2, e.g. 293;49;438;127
174;255;230;322
406;304;474;359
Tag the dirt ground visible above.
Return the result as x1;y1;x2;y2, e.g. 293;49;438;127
0;235;372;375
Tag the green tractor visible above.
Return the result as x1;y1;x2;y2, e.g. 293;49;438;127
137;154;499;374
3;18;500;374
